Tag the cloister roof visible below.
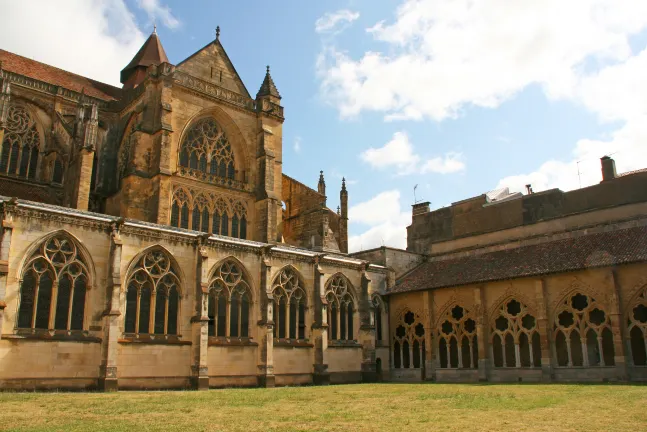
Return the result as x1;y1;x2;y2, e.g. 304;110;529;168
391;225;647;294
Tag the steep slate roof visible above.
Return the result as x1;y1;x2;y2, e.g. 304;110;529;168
256;66;281;99
120;31;169;83
0;49;122;101
391;225;647;294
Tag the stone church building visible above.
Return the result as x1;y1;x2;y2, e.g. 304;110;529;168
0;29;645;390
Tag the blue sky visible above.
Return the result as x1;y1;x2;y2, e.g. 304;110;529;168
3;0;647;251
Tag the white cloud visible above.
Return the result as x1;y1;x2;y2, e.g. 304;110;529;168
137;0;180;29
315;9;360;34
348;190;410;251
294;136;302;153
0;0;179;87
360;131;465;175
317;0;647;121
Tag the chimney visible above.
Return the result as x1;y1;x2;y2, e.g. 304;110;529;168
601;156;617;181
412;201;430;217
525;184;533;194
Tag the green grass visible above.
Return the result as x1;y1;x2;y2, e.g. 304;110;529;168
1;383;646;432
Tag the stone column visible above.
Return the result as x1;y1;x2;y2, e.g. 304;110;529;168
359;266;377;382
535;278;553;382
312;257;330;385
191;236;210;390
99;220;123;391
609;269;628;380
422;290;435;381
475;286;488;381
0;200;15;339
257;247;275;387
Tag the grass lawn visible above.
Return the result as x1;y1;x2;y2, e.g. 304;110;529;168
1;383;646;432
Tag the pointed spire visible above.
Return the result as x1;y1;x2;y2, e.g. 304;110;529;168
120;30;170;87
337;206;341;215
153;23;157;34
256;64;281;99
318;170;326;195
341;177;347;193
216;26;220;40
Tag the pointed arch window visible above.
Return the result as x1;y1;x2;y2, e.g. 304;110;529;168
373;295;386;343
1;105;40;179
491;299;541;368
628;285;647;366
393;311;425;369
272;268;307;341
124;250;181;336
554;292;614;367
437;305;478;369
17;234;90;332
178;117;235;181
170;188;191;229
207;260;252;340
52;156;64;184
326;274;355;342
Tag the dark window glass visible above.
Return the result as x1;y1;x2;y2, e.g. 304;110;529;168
19;147;30;177
125;285;137;333
70;278;86;331
289;300;297;339
18;270;37;328
168;287;179;335
230;296;239;337
199;154;207;172
35;271;53;329
192;206;201;231
217;293;227;337
221;213;228;236
54;275;71;330
52;158;64;183
154;290;166;334
241;296;249;338
0;141;10;173
170;202;180;227
201;208;209;232
139;286;151;334
8;143;19;175
212;212;221;235
232;215;239;238
227;162;235;179
278;297;286;339
189;152;198;169
298;302;305;339
181;204;189;229
208;295;216;337
240;216;247;239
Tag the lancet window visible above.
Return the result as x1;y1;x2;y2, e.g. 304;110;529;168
52;156;64;184
272;268;306;340
437;305;478;369
0;105;40;179
373;294;385;343
17;234;89;332
179;117;235;180
124;250;181;336
170;186;248;239
207;260;251;339
629;285;647;366
392;311;425;369
553;292;614;367
326;274;355;342
491;299;541;368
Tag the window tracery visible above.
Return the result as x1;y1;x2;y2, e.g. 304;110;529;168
272;267;306;340
326;274;355;342
207;260;251;339
553;292;614;367
393;310;425;369
169;186;248;239
1;105;40;179
124;249;181;336
491;299;541;368
179;117;235;181
437;305;478;369
629;285;647;366
17;234;89;332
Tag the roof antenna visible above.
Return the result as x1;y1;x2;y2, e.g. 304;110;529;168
413;184;419;204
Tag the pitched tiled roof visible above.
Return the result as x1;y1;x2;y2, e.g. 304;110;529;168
120;32;169;84
0;49;122;101
619;168;647;177
391;226;647;294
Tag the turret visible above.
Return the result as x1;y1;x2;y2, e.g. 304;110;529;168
255;65;281;105
340;178;348;253
120;27;169;89
318;170;326;196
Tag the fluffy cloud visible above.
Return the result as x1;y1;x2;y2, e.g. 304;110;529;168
360;131;465;175
348;190;410;251
0;0;179;86
315;9;360;34
318;0;647;121
137;0;180;29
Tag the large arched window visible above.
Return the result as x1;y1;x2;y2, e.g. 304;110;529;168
326;274;355;342
17;234;90;332
373;294;386;343
124;249;181;336
393;310;425;369
628;285;647;366
437;305;478;369
554;292;614;367
178;118;235;180
272;267;306;341
207;260;252;339
1;105;40;179
491;298;541;368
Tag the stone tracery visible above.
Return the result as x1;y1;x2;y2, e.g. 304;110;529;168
326;274;355;342
627;284;647;366
1;104;40;179
553;292;614;367
437;304;478;369
272;267;306;340
124;249;181;336
490;298;542;368
207;259;251;339
392;310;425;369
17;233;90;332
179;117;235;180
